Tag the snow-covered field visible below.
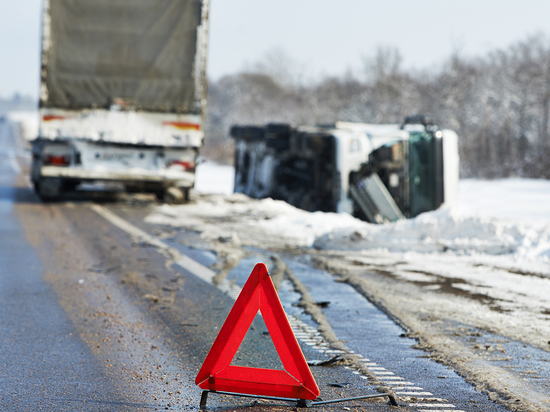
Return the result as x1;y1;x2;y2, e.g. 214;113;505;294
459;178;550;228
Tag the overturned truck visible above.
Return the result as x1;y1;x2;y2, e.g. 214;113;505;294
231;116;459;223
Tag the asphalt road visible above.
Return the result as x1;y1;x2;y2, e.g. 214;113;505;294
0;119;516;411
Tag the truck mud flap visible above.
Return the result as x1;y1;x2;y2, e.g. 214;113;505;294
350;173;405;224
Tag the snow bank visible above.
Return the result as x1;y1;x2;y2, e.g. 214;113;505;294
313;207;550;262
258;206;365;247
148;192;549;266
147;194;363;247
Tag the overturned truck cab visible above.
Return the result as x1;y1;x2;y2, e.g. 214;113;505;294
231;116;459;223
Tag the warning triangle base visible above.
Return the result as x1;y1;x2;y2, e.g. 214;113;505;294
199;390;399;409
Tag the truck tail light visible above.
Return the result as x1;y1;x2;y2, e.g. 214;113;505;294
167;160;195;172
44;154;71;166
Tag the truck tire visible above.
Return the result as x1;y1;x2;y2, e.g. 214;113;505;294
162;187;188;204
36;177;63;201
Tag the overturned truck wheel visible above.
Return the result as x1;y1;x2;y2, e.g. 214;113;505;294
154;187;190;204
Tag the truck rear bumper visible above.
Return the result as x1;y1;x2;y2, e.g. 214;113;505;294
40;166;195;188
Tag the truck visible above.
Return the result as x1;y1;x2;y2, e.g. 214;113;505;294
230;116;459;223
31;0;209;201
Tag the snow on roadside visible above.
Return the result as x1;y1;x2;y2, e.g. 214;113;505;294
313;206;550;263
7;111;39;141
194;161;234;195
147;194;364;249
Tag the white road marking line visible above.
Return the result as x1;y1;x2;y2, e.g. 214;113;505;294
24;175;33;189
92;205;244;302
9;152;21;174
396;391;433;396
412;405;455;408
92;204;218;283
394;386;424;390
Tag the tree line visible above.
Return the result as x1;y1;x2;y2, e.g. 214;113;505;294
204;35;550;179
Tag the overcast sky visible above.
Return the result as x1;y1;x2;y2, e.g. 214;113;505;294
2;0;550;99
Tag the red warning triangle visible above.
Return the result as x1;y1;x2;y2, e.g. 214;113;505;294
195;263;320;400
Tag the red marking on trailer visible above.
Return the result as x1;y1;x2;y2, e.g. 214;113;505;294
167;160;195;171
162;121;201;130
42;115;67;121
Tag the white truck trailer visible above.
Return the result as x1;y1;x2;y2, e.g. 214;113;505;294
31;0;209;201
231;116;459;223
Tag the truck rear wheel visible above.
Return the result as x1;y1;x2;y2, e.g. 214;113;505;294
36;177;63;201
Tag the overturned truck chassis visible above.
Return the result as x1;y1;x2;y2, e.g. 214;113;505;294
231;118;458;223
